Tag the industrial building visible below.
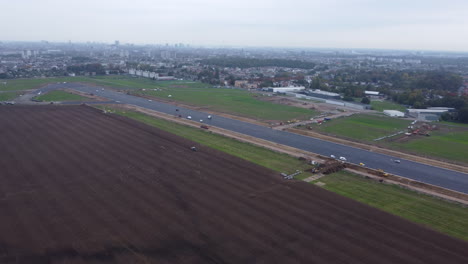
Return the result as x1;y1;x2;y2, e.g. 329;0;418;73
365;91;379;96
427;107;455;111
289;92;370;110
128;68;175;80
383;110;405;117
305;89;341;100
407;109;449;121
267;86;305;93
365;90;382;99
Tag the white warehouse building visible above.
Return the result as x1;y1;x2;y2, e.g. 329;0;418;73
268;86;305;93
383;110;405;117
407;109;449;121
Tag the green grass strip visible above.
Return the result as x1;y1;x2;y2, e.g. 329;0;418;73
317;171;468;241
0;92;20;101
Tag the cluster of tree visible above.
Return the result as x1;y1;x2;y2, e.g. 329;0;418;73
411;71;462;91
393;92;468;123
126;61;139;69
392;90;467;109
200;57;315;69
391;90;426;108
66;63;105;75
0;69;68;79
106;63;125;75
440;107;468;123
196;67;221;85
292;77;308;87
342;86;365;98
429;95;468;124
427;96;467;110
337;69;463;92
137;64;157;72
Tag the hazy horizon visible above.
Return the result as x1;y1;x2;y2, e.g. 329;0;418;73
2;0;468;52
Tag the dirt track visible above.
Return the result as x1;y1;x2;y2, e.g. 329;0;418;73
0;105;467;263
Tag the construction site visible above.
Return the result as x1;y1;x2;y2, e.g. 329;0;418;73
1;105;467;263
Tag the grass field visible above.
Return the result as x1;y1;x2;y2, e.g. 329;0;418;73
371;100;407;112
0;77;90;91
0;76;145;92
87;76;318;121
439;121;468;128
0;91;19;101
140;88;316;121
389;130;468;163
100;106;314;177
83;75;163;90
316;171;468;241
35;90;91;102
305;114;467;163
90;77;317;121
2;76;318;121
311;114;410;141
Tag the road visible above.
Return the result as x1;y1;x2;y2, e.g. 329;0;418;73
39;83;468;194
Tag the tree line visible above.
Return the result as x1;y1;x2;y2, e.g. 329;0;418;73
66;63;106;75
200;57;316;69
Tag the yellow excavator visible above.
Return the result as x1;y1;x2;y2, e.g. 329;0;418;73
377;169;389;177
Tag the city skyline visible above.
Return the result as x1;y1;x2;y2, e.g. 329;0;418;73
2;0;468;52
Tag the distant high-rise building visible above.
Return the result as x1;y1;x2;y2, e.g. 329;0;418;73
161;50;170;59
21;50;32;59
119;50;129;58
115;40;120;46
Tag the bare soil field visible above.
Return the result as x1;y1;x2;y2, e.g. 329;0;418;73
0;105;467;264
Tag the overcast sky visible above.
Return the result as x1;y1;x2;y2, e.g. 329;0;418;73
2;0;468;51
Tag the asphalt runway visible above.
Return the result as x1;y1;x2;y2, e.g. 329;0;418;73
39;83;468;194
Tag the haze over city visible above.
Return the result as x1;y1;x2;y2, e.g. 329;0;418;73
2;0;468;51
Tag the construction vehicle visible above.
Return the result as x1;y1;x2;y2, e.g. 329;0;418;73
377;169;389;177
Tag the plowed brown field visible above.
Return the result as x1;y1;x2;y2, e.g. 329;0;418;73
0;105;467;264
